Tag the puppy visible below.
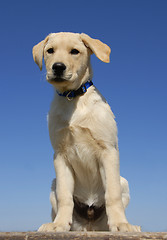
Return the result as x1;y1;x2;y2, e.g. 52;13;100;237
33;32;141;232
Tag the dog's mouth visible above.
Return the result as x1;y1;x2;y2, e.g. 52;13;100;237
48;77;68;83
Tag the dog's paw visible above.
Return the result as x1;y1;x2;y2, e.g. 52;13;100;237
110;223;141;232
38;222;71;232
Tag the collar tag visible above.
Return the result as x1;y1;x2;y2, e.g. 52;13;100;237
66;91;73;101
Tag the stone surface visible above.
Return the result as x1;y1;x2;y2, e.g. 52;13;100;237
0;232;167;240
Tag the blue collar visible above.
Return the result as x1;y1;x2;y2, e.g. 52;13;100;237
56;80;93;100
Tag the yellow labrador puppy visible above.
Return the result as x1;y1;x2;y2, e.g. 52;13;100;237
33;32;140;232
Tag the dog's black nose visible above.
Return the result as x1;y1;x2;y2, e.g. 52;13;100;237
52;62;66;76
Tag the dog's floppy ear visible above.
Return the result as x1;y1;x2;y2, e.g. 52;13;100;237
32;36;49;70
80;33;111;63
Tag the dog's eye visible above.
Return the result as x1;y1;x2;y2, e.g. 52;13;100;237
70;49;80;55
47;48;54;54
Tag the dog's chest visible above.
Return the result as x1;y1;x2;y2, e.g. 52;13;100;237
48;95;104;152
49;120;101;166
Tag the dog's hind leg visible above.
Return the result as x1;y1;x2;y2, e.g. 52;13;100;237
120;176;130;209
50;178;57;221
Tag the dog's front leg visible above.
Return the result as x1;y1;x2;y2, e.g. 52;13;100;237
38;154;74;232
100;148;141;232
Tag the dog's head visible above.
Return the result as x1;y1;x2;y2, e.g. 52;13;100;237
33;32;111;92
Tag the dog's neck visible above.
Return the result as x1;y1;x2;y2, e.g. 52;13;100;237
56;80;93;101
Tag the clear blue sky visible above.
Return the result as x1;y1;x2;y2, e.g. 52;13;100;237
0;0;167;232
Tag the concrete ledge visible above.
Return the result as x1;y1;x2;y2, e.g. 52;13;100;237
0;232;167;240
